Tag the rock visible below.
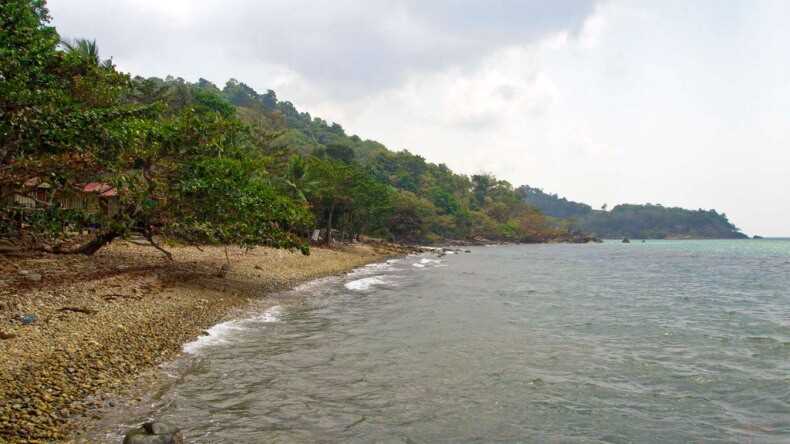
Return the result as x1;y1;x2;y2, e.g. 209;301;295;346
20;314;38;325
17;270;42;281
143;421;180;435
464;250;471;253
123;429;169;444
123;421;183;444
622;238;631;244
0;331;16;340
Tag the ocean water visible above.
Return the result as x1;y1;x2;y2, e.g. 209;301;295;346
96;240;790;443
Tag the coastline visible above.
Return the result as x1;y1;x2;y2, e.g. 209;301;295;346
0;241;413;442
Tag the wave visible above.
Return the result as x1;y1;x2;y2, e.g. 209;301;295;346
183;305;282;354
251;305;282;323
347;260;399;278
345;276;388;291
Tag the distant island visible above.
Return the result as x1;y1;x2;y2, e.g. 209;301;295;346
517;186;747;239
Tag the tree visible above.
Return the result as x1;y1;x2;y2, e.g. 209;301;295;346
303;157;353;245
1;0;62;164
60;38;112;67
1;3;313;255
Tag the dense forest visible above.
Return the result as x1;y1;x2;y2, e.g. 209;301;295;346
518;186;747;239
1;1;583;257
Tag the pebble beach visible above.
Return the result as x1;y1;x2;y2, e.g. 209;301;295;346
0;241;411;442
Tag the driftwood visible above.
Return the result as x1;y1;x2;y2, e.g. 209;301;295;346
57;306;97;315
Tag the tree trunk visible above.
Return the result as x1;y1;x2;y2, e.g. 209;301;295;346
41;230;120;256
325;203;335;246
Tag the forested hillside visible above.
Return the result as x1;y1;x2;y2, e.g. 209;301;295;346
1;1;577;257
518;187;747;239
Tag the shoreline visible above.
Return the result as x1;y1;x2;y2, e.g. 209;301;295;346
0;241;415;442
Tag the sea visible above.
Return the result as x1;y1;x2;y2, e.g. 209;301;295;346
93;240;790;443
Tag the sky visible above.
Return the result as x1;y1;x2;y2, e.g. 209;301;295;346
49;0;790;236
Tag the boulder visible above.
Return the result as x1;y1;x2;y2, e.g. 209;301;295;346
123;422;184;444
143;422;181;436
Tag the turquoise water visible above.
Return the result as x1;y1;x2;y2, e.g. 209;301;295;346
98;240;790;443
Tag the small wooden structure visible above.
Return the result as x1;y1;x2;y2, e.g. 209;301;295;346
2;178;119;217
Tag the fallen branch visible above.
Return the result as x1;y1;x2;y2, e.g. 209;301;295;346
58;306;97;315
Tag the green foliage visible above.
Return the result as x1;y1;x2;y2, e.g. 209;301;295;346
0;2;311;254
61;38;112;68
234;88;569;243
518;187;746;239
171;156;311;251
580;204;746;239
1;0;575;253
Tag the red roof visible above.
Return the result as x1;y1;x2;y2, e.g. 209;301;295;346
83;182;117;197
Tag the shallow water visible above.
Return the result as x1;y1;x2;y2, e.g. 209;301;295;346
98;240;790;443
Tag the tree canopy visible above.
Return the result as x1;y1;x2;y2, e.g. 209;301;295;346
518;186;746;239
1;1;609;256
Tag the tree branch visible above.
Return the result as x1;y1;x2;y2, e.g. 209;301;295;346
40;230;120;256
143;232;173;261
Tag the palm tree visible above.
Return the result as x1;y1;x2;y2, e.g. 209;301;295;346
61;38;112;68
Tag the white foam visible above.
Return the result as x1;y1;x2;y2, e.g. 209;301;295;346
292;276;338;292
412;263;425;268
363;262;393;271
183;305;282;354
182;320;244;354
420;258;441;264
251;305;282;323
345;276;387;291
347;261;396;279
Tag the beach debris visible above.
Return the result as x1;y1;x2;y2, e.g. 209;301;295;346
58;306;97;315
20;313;38;325
0;330;16;340
123;421;184;444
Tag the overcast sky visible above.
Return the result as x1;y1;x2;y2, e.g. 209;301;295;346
50;0;790;235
